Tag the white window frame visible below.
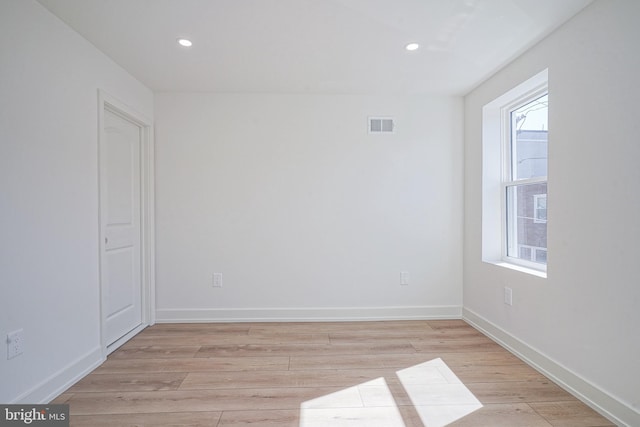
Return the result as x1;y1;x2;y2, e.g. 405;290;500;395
482;69;548;277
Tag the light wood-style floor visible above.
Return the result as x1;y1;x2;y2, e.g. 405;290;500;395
52;320;614;426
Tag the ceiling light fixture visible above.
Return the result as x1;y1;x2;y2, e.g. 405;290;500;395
405;42;420;51
177;38;193;47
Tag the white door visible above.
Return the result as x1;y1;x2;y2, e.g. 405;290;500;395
101;108;143;347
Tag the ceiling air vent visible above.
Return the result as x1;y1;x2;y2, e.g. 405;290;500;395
368;117;395;134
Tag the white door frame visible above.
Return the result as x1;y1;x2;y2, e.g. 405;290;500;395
98;89;155;356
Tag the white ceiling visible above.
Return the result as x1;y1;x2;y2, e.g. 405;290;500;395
37;0;592;95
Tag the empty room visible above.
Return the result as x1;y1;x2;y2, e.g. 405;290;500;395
1;0;638;426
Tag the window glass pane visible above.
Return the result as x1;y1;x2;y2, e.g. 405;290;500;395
535;249;547;263
506;182;547;265
519;246;532;260
511;94;548;180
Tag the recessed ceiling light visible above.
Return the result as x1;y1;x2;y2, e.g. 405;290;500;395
177;38;193;47
405;42;420;51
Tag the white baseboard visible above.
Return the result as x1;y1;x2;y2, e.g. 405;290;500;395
463;307;638;427
156;305;462;323
12;346;104;404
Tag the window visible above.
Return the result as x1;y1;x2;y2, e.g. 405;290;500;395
533;194;547;224
504;93;548;267
482;69;548;275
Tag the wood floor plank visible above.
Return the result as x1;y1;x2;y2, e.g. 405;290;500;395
69;411;222;427
194;342;416;358
427;351;524;367
68;372;187;392
329;327;484;344
109;345;201;359
127;332;330;346
140;323;251;335
529;401;616;426
180;368;398;390
234;331;331;342
412;328;486;339
467;379;576;404
425;319;473;329
289;352;471;371
248;320;434;334
217;409;299;426
94;356;290;374
411;338;504;353
449;363;547;383
67;387;357;415
289;353;432;370
329;331;447;344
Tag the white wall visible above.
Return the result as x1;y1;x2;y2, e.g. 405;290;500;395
0;0;153;403
463;1;640;425
155;93;463;321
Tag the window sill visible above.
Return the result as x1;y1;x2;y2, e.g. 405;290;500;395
485;260;547;278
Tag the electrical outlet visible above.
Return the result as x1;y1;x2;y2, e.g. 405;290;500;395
400;271;410;286
7;329;23;360
212;273;223;288
504;287;513;306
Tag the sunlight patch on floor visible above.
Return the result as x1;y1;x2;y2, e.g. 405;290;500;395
299;358;482;426
299;377;405;427
396;358;483;426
